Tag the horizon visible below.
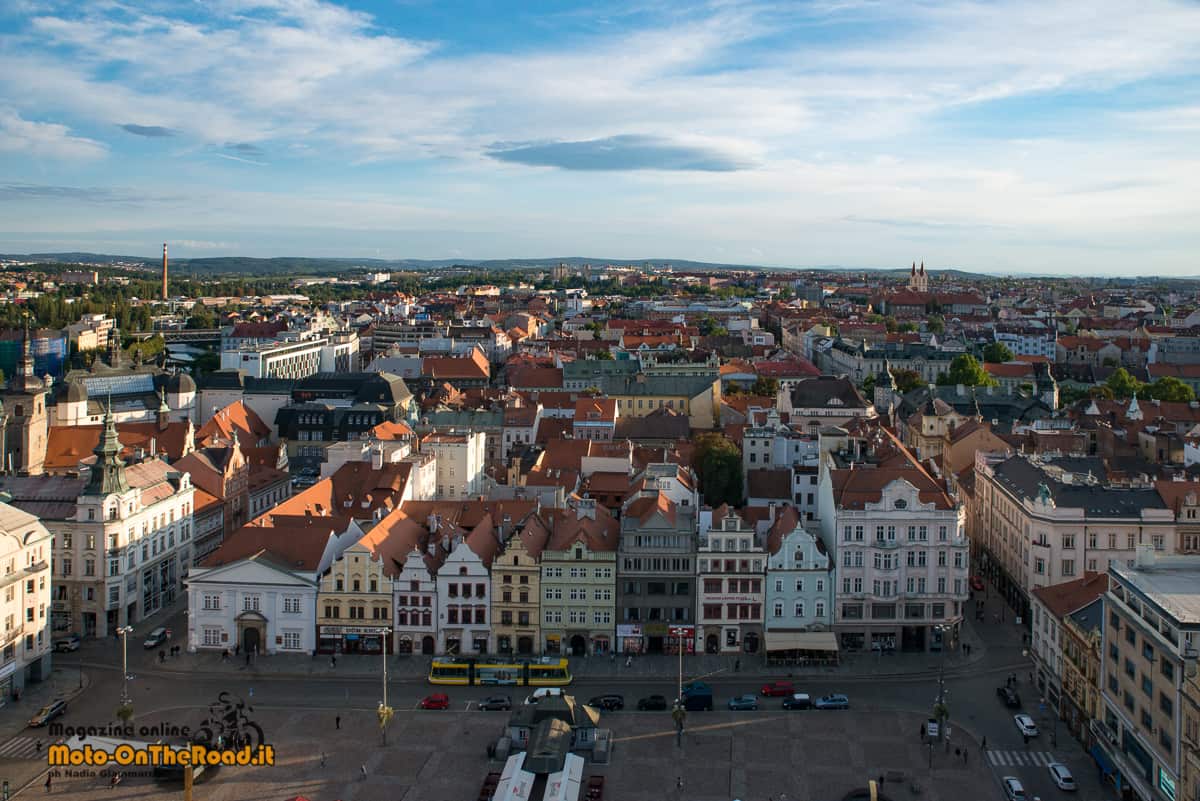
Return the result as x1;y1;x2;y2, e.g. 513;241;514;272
1;1;1199;273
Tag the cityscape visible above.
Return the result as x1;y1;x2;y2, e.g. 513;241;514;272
2;2;1200;801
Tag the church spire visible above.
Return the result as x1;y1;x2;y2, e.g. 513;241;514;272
87;396;129;495
108;326;122;369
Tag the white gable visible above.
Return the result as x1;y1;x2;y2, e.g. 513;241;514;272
188;557;317;589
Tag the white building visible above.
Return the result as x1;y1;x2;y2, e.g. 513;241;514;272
185;519;364;655
820;424;969;653
0;502;54;697
424;431;486;500
765;505;833;641
220;332;359;380
0;408;196;639
994;325;1058;359
433;516;500;655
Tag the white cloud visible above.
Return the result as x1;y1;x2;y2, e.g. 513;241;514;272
0;108;105;159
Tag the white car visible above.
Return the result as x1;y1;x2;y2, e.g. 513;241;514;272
524;687;563;705
1013;713;1039;737
1002;776;1026;801
1048;762;1076;791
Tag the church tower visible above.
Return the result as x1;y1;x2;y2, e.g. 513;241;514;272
907;261;930;292
873;359;898;426
3;325;48;475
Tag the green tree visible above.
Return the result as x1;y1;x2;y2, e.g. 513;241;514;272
710;325;729;338
749;377;780;397
1105;368;1144;400
592;349;614;360
187;307;216;329
691;433;744;507
926;315;945;334
725;381;743;395
982;342;1015;363
939;354;995;387
1147;376;1196;402
893;369;925;393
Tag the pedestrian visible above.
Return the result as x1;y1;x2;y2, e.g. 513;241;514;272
44;773;51;792
878;774;885;786
360;764;367;780
320;752;326;768
110;772;122;789
336;715;341;730
37;739;42;753
235;642;240;656
981;736;987;751
734;658;740;672
676;777;683;790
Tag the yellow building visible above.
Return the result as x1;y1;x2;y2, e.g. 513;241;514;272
315;528;397;655
491;517;548;655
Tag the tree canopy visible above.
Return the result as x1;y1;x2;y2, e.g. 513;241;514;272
938;354;995;387
692;433;744;508
1105;368;1143;400
982;342;1015;363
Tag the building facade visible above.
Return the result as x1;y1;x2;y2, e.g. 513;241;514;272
617;490;697;654
540;498;619;657
0;502;53;699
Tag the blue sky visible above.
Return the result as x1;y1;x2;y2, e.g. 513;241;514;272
1;0;1199;273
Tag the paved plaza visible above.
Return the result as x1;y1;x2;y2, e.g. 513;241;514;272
27;703;1001;801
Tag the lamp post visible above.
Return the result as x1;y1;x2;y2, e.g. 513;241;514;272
377;627;393;746
117;625;133;705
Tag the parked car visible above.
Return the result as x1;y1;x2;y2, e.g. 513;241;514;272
1048;762;1076;791
420;693;451;710
637;695;669;711
681;681;711;697
727;695;759;711
1002;776;1026;801
814;693;849;710
1013;713;1039;737
760;681;794;697
681;691;713;711
28;699;67;728
478;695;512;711
970;575;985;592
996;686;1021;708
781;693;811;710
587;694;624;711
143;627;168;649
923;718;939;739
524;687;563;705
53;634;81;652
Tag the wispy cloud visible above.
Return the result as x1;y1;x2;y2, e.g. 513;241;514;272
0;183;143;203
215;152;267;166
0;108;105;159
224;141;264;156
120;123;178;138
489;135;754;172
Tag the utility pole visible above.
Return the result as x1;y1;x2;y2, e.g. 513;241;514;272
378;627;393;746
118;626;134;706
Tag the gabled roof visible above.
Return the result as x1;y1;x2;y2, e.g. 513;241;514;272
196;400;271;447
1031;573;1107;620
44;421;193;470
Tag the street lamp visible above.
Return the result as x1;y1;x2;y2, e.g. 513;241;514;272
117;625;134;705
377;627;393;746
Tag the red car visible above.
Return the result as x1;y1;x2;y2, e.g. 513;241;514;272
420;693;451;710
760;681;794;697
970;576;985;592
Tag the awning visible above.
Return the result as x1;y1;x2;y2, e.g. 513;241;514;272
765;631;839;653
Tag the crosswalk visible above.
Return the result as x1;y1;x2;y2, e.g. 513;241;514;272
987;749;1057;767
0;736;47;759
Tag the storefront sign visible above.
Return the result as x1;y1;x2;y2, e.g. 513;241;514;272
320;626;388;635
616;624;641;637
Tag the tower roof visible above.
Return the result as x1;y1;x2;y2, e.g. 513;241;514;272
84;398;129;496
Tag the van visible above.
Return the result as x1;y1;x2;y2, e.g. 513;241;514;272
682;691;713;711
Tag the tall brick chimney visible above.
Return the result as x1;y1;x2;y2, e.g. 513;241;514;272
161;243;168;301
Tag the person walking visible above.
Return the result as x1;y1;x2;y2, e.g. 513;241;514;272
360;764;368;780
335;715;341;730
981;736;987;751
44;773;51;792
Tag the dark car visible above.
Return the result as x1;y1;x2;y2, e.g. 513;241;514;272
781;693;812;710
997;686;1021;708
478;695;512;711
727;694;759;711
637;695;669;711
28;699;67;727
143;627;168;649
587;694;624;711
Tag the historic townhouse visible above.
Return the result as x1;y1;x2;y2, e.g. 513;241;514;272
696;506;765;654
764;505;835;653
491;513;548;656
540;498;619;656
820;422;969;653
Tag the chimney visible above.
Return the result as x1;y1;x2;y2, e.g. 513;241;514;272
372;445;385;470
768;501;777;523
162;243;169;301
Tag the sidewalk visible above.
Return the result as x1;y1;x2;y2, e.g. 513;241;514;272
120;612;1014;683
0;667;91;743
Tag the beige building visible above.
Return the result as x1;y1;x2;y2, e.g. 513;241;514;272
491;515;548;656
0;502;54;699
424;431;486;500
315;526;398;655
1061;594;1104;745
971;452;1176;622
1098;551;1200;801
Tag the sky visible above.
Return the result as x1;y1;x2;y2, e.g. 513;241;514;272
1;0;1199;274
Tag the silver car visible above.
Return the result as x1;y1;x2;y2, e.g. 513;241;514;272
1002;776;1026;801
1048;762;1076;791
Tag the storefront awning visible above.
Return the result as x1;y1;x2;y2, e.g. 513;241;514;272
765;631;839;653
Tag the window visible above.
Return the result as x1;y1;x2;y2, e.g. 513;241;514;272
773;602;783;618
937;551;947;567
282;630;301;650
203;628;223;646
203;594;221;611
1062;559;1075;576
795;578;804;592
1161;692;1175;719
1142;675;1153;698
794;602;804;618
1162;660;1175;681
243;595;261;612
283;597;301;614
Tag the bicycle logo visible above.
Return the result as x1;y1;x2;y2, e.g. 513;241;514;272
195;691;265;752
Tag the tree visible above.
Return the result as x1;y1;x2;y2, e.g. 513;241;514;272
1147;376;1196;403
982;342;1014;363
710;325;729;338
926;315;945;334
893;369;925;393
750;377;780;397
861;374;876;395
939;354;995;387
897;322;918;333
1105;368;1144;400
187;307;216;329
691;433;744;508
592;349;614;360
